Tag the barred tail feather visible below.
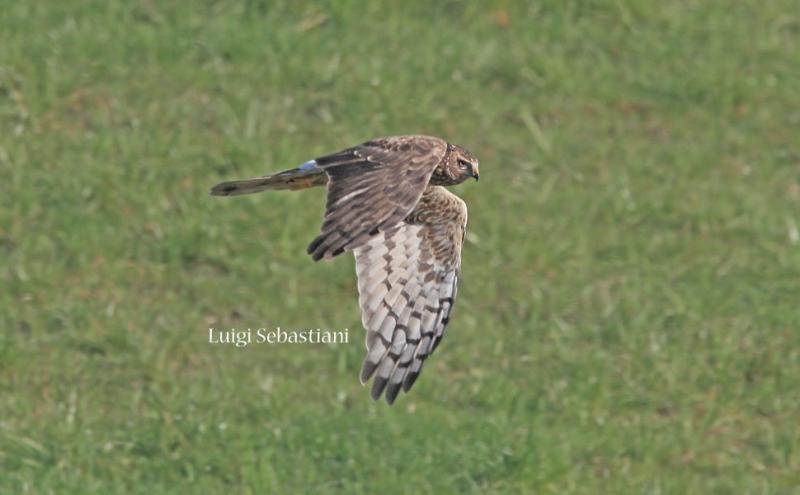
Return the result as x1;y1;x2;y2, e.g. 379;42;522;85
209;161;327;196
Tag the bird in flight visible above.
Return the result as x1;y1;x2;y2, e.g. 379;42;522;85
210;135;479;404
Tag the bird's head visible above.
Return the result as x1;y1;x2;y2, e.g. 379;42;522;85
433;144;479;185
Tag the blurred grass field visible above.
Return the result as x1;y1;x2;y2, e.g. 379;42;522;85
2;1;799;493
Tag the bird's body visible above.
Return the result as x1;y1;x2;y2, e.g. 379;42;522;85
211;135;479;404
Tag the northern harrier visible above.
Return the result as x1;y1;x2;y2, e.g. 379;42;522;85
210;135;479;404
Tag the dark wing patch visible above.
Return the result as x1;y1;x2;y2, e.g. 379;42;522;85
307;136;447;261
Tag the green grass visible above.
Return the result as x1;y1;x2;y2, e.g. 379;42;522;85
2;1;799;493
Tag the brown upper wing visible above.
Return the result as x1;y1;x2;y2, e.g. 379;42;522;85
306;135;447;261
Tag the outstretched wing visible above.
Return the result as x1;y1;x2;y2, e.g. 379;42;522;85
307;135;447;261
353;187;467;404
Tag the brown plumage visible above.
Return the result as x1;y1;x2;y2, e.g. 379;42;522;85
210;135;479;404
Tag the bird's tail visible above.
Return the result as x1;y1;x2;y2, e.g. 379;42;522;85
209;161;327;196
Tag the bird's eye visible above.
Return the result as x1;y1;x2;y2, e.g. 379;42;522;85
457;159;470;170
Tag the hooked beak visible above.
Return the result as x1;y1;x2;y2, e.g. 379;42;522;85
473;169;480;181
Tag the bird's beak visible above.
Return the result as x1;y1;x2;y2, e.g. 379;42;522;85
473;168;480;181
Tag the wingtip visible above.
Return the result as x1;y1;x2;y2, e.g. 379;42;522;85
360;361;377;385
402;371;420;393
384;382;402;405
307;235;324;258
370;376;388;401
307;235;346;261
